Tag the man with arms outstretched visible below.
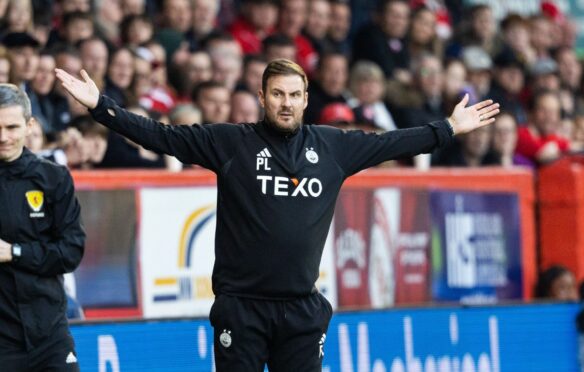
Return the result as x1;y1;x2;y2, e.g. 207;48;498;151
55;60;498;371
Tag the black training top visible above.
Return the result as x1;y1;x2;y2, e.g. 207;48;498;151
0;148;85;349
90;95;453;299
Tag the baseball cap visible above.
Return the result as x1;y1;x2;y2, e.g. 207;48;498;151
530;58;558;76
461;46;492;71
318;103;355;124
2;32;41;49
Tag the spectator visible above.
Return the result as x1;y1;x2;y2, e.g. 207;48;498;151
130;52;153;101
303;0;332;55
179;49;213;99
186;0;220;51
263;33;297;62
239;54;267;94
529;14;554;60
79;37;109;91
230;89;260;123
555;46;582;95
348;60;396;131
212;52;243;93
461;46;492;103
61;11;95;46
491;112;534;168
535;265;578;301
398;53;448;128
408;6;443;62
516;90;570;164
95;0;123;45
228;0;278;55
72;114;109;168
529;57;561;93
487;49;528;125
352;0;410;82
120;14;153;47
327;0;351;55
29;51;57;136
305;51;349;123
500;14;536;66
443;59;468;114
278;0;318;76
191;80;231;123
52;44;83;130
24;116;46;153
4;0;34;34
160;0;192;34
204;32;244;92
203;31;243;62
106;47;135;107
466;4;498;55
3;32;40;88
139;41;178;113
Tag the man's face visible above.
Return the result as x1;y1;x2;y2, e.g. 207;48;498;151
329;2;350;41
279;0;307;37
81;40;108;81
534;94;561;136
108;49;134;89
259;74;307;133
187;52;213;86
319;55;347;97
65;19;94;45
32;55;56;95
231;91;259;123
244;60;267;94
192;0;219;34
8;46;39;83
163;0;192;32
305;0;331;39
381;1;410;39
0;105;30;162
197;86;231;123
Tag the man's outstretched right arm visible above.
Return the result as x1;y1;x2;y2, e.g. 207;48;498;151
55;69;238;171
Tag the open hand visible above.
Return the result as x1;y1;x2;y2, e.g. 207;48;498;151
55;69;100;109
448;94;500;135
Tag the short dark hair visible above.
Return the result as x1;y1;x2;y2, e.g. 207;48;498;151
0;83;32;121
62;11;93;28
261;58;308;93
262;33;295;50
191;80;228;102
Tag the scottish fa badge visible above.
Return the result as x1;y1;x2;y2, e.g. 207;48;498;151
25;190;45;218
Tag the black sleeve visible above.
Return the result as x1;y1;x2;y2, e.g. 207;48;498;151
334;120;454;176
89;95;244;172
12;170;85;277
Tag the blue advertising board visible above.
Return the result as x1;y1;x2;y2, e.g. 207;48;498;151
430;191;523;303
71;303;580;371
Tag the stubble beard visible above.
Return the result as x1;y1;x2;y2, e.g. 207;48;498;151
264;111;303;135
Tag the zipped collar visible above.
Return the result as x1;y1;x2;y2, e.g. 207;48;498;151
0;148;36;176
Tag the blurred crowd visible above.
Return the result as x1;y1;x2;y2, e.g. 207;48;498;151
1;0;583;170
